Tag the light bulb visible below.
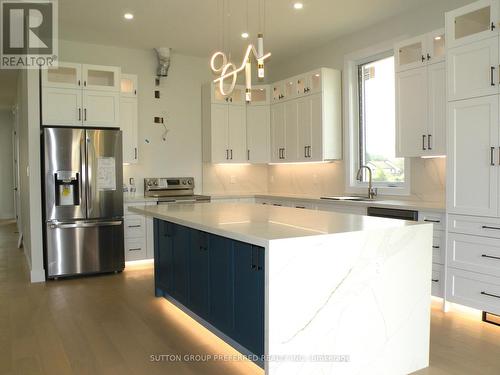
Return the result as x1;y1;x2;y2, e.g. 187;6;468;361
124;12;134;20
293;3;303;10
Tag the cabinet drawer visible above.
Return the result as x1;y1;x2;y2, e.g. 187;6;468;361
448;233;500;277
431;264;444;298
125;238;147;261
124;215;145;238
432;233;445;265
419;211;445;231
446;268;500;315
448;214;500;238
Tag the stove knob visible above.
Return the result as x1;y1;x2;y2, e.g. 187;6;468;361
182;180;187;185
153;181;158;186
188;179;193;185
147;181;152;186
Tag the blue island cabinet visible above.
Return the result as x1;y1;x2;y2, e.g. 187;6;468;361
153;219;265;360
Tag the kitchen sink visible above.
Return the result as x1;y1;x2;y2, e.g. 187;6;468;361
320;196;373;202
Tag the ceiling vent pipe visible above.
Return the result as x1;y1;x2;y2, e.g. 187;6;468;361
155;47;171;77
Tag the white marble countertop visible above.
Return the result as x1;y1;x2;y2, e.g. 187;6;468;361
129;203;425;247
124;196;158;203
207;192;445;212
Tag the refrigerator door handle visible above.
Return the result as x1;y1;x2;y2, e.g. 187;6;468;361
86;134;94;217
49;220;123;229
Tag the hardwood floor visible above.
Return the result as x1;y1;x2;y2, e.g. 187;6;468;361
1;220;499;375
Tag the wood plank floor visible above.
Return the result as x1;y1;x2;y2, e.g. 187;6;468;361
1;220;499;375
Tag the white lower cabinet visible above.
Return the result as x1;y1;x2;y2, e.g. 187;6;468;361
432;264;445;298
124;202;155;262
447;268;500;315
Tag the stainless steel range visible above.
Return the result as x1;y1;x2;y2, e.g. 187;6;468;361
144;177;210;204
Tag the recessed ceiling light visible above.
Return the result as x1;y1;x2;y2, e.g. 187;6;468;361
124;12;134;20
241;32;249;39
434;36;442;41
294;2;304;10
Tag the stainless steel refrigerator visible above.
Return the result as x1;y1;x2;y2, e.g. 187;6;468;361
43;127;124;279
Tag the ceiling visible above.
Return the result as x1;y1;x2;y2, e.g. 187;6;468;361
0;0;433;108
58;0;434;61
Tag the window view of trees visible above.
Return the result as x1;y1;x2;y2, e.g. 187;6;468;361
358;55;405;185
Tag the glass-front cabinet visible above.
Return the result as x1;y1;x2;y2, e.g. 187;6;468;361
247;85;270;105
395;36;427;72
82;64;121;92
120;74;138;97
212;83;244;104
446;0;499;48
428;29;446;63
42;62;82;89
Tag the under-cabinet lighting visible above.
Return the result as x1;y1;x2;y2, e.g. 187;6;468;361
215;163;252;166
293;2;304;10
315;73;320;77
124;12;134;20
421;155;446;159
268;161;332;165
434;36;442;41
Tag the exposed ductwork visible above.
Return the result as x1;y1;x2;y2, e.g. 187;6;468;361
155;47;171;77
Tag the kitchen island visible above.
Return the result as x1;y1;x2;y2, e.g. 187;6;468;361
130;203;433;375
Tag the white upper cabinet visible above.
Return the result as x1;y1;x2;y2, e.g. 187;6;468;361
41;61;122;127
42;88;82;126
246;105;270;163
227;105;247;162
396;67;429;157
447;95;499;217
284;100;299;162
271;103;286;162
447;36;499;101
247;85;270;105
82;64;121;92
395;35;428;72
42;62;82;89
120;74;138;97
272;81;288;103
395;33;446;159
212;84;245;105
395;29;445;72
121;96;139;164
82;90;120;127
445;0;499;49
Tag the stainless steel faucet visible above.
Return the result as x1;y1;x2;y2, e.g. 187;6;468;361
356;165;377;200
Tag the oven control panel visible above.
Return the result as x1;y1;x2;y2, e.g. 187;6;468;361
144;177;195;196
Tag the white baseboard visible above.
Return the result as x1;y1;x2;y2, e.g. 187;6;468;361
30;268;46;283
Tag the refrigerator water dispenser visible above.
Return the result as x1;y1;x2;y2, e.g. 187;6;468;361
55;171;80;206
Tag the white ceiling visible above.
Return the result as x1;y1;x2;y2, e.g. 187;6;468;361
59;0;434;60
0;0;434;108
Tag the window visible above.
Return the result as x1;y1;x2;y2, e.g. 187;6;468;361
357;55;405;185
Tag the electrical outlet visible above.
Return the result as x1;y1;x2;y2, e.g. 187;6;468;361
155;90;160;98
154;117;164;123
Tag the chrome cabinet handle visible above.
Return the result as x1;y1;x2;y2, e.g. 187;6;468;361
428;134;432;150
422;135;427;150
491;66;496;86
482;254;500;260
482;291;500;299
491;147;495;166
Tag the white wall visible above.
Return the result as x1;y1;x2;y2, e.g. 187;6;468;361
0;110;14;219
59;40;211;195
17;70;44;282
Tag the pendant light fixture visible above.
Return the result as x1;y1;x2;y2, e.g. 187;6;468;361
210;0;271;103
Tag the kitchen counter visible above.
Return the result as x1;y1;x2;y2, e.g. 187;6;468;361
207;192;445;212
130;203;433;375
123;195;158;204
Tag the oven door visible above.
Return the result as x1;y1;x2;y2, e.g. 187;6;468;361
157;196;210;205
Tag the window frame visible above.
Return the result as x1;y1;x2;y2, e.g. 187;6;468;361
344;43;411;196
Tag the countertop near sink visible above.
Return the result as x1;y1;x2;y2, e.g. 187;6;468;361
206;192;445;213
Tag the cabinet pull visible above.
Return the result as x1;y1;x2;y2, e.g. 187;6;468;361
427;53;431;61
491;67;496;86
421;55;425;63
129;248;142;252
424;219;440;223
304;146;307;158
134;147;138;160
482;225;500;231
482;254;500;261
491;147;495;166
84;81;87;87
251;247;257;269
257;249;263;270
428;134;432;150
431;279;439;283
84;108;87;121
134;89;137;95
492;22;496;31
78;80;81;86
432;245;440;249
282;148;286;159
247;149;250;161
230;149;233;160
128;225;141;228
422;135;427;150
78;108;81;121
481;291;500;299
226;149;229;160
308;146;311;158
296;206;306;209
